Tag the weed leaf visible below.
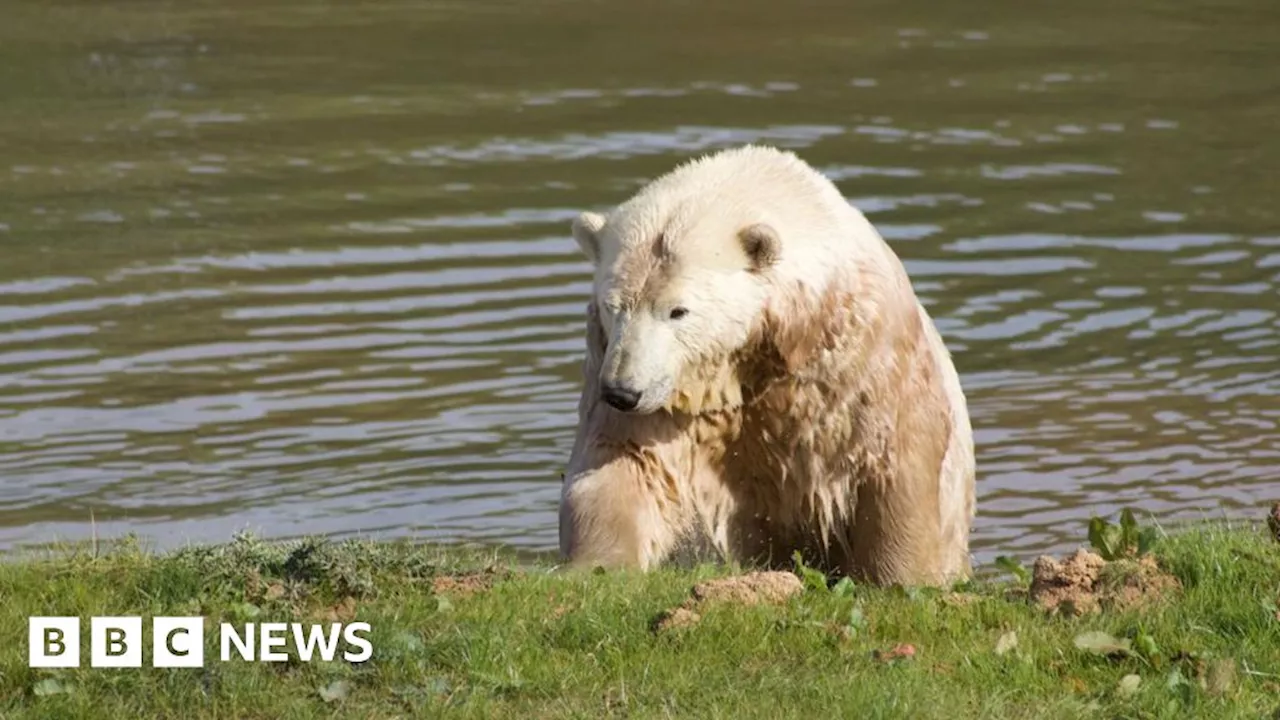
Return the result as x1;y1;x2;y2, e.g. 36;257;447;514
32;678;69;697
1073;631;1132;656
792;551;829;593
831;577;856;597
994;555;1030;584
847;604;866;633
1088;517;1123;560
1133;629;1160;662
230;602;261;620
1119;508;1139;554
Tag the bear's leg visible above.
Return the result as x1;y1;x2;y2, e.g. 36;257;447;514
559;457;681;570
846;477;950;587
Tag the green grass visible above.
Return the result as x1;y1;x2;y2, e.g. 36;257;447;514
1;521;1279;719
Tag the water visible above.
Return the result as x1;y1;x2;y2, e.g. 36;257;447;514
1;0;1277;564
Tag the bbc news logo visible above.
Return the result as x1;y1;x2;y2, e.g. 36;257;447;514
29;617;372;668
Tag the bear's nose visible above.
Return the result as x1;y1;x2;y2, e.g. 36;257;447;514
601;384;642;412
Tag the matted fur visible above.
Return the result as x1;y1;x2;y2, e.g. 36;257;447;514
559;145;975;586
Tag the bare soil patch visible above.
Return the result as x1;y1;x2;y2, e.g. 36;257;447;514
690;571;804;606
653;571;802;633
1030;549;1180;616
431;566;512;598
432;573;493;597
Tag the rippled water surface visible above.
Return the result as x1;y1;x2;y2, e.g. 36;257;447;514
1;0;1277;562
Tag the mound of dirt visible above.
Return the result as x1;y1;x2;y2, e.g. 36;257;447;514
653;571;803;634
1029;549;1180;616
432;573;493;598
313;596;358;623
431;566;511;598
691;571;804;606
652;607;702;634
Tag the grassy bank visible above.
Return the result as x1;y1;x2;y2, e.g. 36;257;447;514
2;519;1279;719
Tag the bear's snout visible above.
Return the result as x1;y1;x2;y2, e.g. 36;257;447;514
601;383;642;412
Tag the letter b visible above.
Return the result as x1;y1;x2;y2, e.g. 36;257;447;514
91;617;142;668
28;617;80;668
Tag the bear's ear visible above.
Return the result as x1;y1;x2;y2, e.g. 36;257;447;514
572;211;607;266
739;223;780;271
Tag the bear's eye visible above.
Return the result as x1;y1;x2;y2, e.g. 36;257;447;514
669;307;689;320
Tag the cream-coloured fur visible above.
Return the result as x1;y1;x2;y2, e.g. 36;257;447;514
558;145;976;586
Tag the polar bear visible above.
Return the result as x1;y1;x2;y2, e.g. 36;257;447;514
557;145;975;586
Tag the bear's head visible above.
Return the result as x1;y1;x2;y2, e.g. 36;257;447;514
571;201;781;416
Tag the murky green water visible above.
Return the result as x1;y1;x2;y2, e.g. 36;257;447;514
1;0;1277;563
